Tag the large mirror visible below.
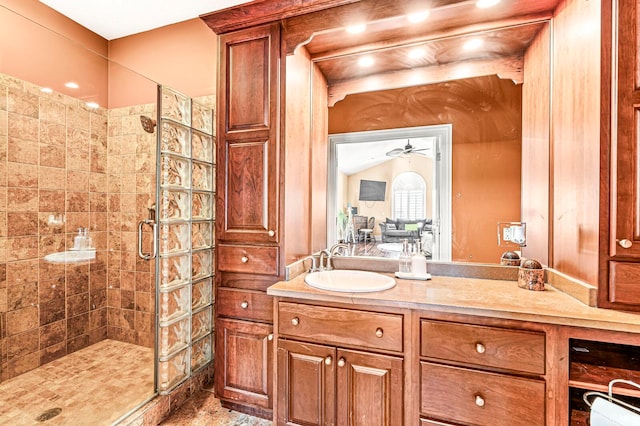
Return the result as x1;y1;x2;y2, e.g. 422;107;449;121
296;11;552;264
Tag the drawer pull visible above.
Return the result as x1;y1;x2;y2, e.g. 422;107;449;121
240;301;249;309
291;317;300;326
325;356;332;366
241;255;249;263
267;333;273;341
375;328;384;338
268;230;275;237
338;357;346;367
475;395;485;407
618;239;633;249
476;343;486;354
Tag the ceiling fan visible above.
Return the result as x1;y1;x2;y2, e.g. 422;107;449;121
385;140;429;157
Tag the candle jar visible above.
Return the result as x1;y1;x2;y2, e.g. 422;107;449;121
518;259;545;291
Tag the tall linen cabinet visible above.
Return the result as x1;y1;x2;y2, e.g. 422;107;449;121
213;21;325;417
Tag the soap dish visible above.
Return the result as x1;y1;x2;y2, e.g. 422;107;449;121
395;271;431;281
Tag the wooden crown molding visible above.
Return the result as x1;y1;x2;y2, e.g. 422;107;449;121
200;0;359;34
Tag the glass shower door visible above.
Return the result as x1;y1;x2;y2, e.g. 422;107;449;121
155;86;215;394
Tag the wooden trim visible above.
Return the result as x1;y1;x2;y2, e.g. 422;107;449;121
199;0;359;34
306;14;553;60
328;55;523;106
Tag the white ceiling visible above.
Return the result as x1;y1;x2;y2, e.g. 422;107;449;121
39;0;253;40
337;138;434;176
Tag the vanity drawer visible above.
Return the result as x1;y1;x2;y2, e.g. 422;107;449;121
278;302;403;352
420;362;545;426
218;244;278;275
609;261;640;305
217;287;273;323
420;320;545;375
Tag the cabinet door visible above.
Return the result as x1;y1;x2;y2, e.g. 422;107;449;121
215;318;273;409
336;349;403;426
217;23;280;244
277;340;336;426
606;0;640;308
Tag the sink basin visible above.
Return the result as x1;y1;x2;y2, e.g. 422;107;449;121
304;270;396;292
44;250;96;264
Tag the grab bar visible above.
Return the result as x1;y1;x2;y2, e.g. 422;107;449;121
138;219;157;260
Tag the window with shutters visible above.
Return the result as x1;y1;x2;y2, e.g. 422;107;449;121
392;172;426;219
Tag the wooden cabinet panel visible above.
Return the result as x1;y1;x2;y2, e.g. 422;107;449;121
420;362;545;426
218;138;279;243
336;349;403;426
609;261;640;305
217;23;280;245
278;302;403;352
420;320;545;375
277;340;336;426
219;272;277;291
220;24;278;133
215;318;273;409
217;244;278;275
217;287;274;322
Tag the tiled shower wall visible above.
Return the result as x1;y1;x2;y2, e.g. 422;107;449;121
0;73;109;381
0;73;158;382
106;105;156;348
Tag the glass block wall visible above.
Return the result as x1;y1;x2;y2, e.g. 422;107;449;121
156;86;215;394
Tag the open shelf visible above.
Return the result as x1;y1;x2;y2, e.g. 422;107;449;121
568;339;640;425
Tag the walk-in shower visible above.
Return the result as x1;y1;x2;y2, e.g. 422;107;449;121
0;4;215;423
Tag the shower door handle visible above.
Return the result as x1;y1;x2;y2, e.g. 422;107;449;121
138;219;157;260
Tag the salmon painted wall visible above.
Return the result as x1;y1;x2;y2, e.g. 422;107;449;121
0;0;109;106
328;75;522;263
108;19;218;108
0;1;218;109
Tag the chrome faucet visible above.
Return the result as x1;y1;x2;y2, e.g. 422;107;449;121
319;243;349;271
302;254;319;273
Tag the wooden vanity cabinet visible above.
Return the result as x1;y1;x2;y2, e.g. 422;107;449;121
275;301;405;426
602;0;640;310
419;318;547;425
214;22;283;416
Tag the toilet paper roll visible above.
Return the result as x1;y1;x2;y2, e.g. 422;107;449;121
591;397;640;426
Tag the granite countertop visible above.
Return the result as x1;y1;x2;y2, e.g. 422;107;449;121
267;272;640;334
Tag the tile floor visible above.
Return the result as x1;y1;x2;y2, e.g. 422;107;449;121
160;389;272;426
0;339;154;425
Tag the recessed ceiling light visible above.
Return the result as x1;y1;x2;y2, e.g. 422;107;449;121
65;82;79;89
40;87;53;93
463;38;484;50
407;10;430;23
408;48;426;59
476;0;501;8
358;56;375;67
86;102;100;109
346;23;367;34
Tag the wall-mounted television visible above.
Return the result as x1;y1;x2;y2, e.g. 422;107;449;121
359;179;386;202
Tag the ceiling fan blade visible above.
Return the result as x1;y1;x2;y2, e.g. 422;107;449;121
386;148;403;157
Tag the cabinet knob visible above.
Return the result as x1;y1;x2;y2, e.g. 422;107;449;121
618;239;633;249
375;328;384;338
476;343;486;354
240;301;249;309
325;356;332;365
291;317;299;326
268;230;275;237
338;357;346;367
241;256;249;263
267;333;273;341
475;395;485;407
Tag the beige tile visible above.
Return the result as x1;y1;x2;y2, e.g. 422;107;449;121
6;236;38;261
67;104;90;132
39;98;66;125
7;136;38;165
7;88;38;118
66;170;89;192
39;143;66;168
7;188;37;212
5;305;38;336
38;167;66;190
7;162;37;188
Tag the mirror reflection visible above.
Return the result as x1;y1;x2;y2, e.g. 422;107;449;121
320;20;550;264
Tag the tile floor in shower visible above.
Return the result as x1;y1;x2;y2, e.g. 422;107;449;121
0;339;155;425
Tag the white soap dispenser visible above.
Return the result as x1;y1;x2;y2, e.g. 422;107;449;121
411;239;427;277
73;228;84;250
398;239;412;274
83;228;93;250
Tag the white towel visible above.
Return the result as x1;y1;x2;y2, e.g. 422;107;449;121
591;397;640;426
